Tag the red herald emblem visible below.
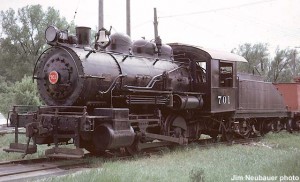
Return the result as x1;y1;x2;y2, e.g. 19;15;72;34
49;71;59;84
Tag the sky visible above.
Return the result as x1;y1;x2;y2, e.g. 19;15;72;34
0;0;299;53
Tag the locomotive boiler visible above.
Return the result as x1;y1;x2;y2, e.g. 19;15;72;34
35;26;187;106
4;25;292;158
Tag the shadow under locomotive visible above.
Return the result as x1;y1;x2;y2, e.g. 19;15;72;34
4;26;294;158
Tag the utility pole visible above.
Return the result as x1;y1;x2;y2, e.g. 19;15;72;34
126;0;131;36
153;8;161;55
98;0;104;30
293;47;300;81
293;49;296;77
153;8;158;39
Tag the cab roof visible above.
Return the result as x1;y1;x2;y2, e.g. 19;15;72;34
169;43;247;62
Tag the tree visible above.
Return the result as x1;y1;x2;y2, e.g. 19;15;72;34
266;48;295;83
0;5;75;115
0;75;42;115
0;5;75;82
292;49;300;79
232;43;269;77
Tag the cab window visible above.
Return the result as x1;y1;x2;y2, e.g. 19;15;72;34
219;62;233;87
196;61;206;83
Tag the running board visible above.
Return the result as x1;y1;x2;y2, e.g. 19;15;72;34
45;147;84;159
144;133;188;145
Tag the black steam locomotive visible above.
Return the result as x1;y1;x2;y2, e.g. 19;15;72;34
4;25;292;158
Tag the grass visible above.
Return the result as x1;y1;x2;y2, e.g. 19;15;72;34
31;131;300;182
0;133;49;161
0;132;299;181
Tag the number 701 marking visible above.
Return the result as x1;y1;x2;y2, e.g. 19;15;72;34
218;96;230;105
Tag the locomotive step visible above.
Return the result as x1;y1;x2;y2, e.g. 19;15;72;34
3;143;37;154
45;147;84;159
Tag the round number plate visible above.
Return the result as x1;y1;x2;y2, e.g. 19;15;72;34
49;71;59;84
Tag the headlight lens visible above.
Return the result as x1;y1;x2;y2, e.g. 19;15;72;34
45;26;58;42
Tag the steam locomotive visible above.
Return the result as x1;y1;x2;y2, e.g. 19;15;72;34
4;25;297;158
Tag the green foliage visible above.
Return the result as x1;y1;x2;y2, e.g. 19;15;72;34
13;76;41;105
233;43;299;82
0;75;42;115
232;43;269;77
266;48;294;82
0;5;76;113
0;5;75;82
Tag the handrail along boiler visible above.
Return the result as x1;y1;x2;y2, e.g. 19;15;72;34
4;25;292;157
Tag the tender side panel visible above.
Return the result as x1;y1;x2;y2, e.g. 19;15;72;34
236;79;288;118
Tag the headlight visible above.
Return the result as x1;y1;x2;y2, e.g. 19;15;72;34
45;26;58;42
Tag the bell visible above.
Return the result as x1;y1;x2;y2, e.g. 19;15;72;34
97;30;109;47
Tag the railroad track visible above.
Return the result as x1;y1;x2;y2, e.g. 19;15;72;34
0;136;261;182
0;127;14;136
0;126;25;136
0;157;89;182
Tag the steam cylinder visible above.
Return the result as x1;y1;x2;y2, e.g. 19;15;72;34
93;123;135;150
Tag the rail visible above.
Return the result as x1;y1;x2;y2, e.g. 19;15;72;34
0;157;88;181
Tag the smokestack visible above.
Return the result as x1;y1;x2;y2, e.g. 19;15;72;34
98;0;104;29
